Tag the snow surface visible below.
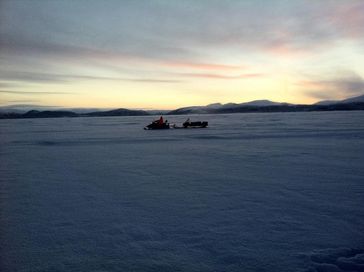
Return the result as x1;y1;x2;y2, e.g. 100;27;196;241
1;111;364;272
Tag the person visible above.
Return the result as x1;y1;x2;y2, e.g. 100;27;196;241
157;116;164;126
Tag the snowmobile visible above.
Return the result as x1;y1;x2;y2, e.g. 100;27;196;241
144;116;170;130
144;122;170;130
144;117;208;130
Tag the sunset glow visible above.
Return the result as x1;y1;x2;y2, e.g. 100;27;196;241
1;0;363;109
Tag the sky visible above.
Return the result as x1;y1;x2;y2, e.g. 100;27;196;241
1;0;364;109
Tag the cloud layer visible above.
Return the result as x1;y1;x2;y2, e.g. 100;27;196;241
302;73;364;100
1;0;364;107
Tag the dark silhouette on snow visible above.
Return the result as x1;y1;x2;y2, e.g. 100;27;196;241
182;118;208;128
144;116;170;130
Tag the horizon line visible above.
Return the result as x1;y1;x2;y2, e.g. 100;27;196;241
1;93;363;111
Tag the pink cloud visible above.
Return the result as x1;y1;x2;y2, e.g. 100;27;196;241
331;2;364;38
265;43;312;58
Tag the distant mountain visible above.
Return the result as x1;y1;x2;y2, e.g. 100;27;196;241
168;96;364;115
0;105;109;114
314;100;339;106
166;106;207;115
315;94;364;105
1;94;364;119
0;108;149;119
22;110;78;118
146;110;170;115
340;94;364;104
0;104;62;114
205;103;223;109
67;108;107;113
168;100;288;115
85;108;149;117
239;100;287;107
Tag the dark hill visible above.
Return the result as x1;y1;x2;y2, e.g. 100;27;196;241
167;102;364;115
85;108;149;117
1;94;364;119
0;108;149;119
22;110;78;118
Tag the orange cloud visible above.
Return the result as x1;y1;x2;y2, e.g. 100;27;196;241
265;43;312;58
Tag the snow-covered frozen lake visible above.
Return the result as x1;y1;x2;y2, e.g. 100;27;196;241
1;111;364;272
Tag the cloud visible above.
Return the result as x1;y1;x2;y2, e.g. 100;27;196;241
57;74;181;83
2;0;363;67
159;61;243;71
179;72;264;80
0;82;21;88
6;100;40;103
0;33;197;64
302;73;364;100
126;78;181;83
0;90;72;95
0;71;182;84
0;71;69;83
1;0;364;107
0;33;244;75
330;1;364;39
